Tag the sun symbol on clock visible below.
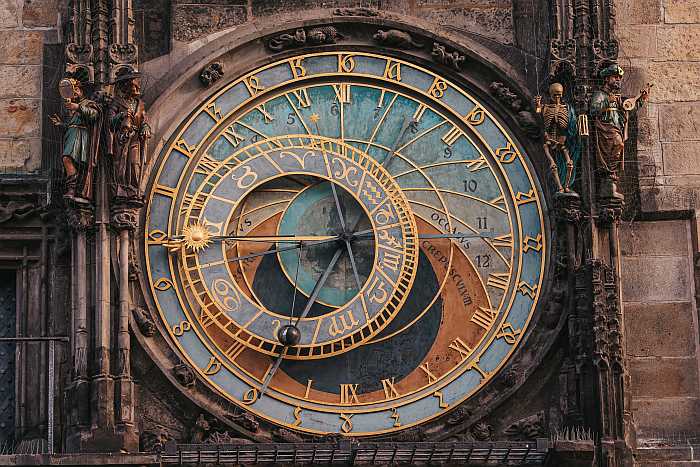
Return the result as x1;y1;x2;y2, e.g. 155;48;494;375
182;221;213;252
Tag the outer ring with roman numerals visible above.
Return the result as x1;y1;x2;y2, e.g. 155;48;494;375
143;50;547;436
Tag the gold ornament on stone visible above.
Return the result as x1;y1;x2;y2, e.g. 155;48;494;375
182;221;213;252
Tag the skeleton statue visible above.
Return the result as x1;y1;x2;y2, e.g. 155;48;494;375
534;83;581;193
50;69;101;202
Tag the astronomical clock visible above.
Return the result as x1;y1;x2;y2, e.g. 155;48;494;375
142;50;548;437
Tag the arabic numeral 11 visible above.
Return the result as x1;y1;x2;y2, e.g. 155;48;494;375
477;216;487;229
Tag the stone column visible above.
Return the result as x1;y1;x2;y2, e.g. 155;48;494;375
110;201;140;451
64;204;94;451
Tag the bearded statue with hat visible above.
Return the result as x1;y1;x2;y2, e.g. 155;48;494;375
590;63;652;199
50;68;102;203
107;67;151;200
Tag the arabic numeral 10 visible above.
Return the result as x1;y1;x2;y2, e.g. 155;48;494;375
463;179;477;192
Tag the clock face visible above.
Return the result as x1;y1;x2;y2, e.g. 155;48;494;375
144;51;547;436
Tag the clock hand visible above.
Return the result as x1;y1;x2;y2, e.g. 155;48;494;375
351;230;496;239
381;115;414;170
227;237;337;263
345;239;364;292
259;245;345;397
329;180;347;233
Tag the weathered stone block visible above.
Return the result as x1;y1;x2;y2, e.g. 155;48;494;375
615;0;663;24
640;185;700;212
657;25;700;60
0;0;20;28
633;397;700;434
617;25;658;58
0;65;42;98
620;219;689;256
625;302;698;358
0;30;43;65
630;357;700;398
172;4;247;42
252;0;355;16
646;62;700;102
0;137;41;172
621;255;691;302
22;0;58;27
416;5;513;45
0;99;40;138
659;102;700;142
663;141;700;176
664;0;700;23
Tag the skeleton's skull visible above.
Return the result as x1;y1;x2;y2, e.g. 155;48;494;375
549;83;563;104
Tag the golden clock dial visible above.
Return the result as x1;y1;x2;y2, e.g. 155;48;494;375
144;51;546;436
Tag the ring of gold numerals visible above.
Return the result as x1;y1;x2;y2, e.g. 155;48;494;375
178;135;419;359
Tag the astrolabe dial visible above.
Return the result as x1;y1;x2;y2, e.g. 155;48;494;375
144;51;547;436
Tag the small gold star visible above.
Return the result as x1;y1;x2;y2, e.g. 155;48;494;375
309;113;321;123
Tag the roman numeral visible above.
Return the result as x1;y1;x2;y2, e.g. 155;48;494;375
223;341;246;361
490;194;506;209
465;156;488;172
340;383;360;404
153;183;177;198
419;362;438;384
381;378;400;399
194;154;220;175
222;124;245;147
174;139;196;158
412;104;427;122
257;104;275;123
379;251;401;273
515;189;536;205
441;126;461;146
470;306;498;330
487;273;509;290
332;83;351;103
290;88;311;108
491;233;513;249
449;337;472;360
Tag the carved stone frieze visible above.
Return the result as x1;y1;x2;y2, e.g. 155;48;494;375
199;62;224;87
132;307;156;337
204;431;253;445
110;205;139;231
431;42;465;70
446;406;472;426
555;192;583;223
333;7;378;17
109;43;138;66
140;426;172;453
0;201;39;224
549;39;577;79
504;411;546;440
267;27;343;52
173;363;196;388
231;412;260;433
489;82;524;112
373;29;424;49
65;203;95;232
591;39;620;76
273;428;306;443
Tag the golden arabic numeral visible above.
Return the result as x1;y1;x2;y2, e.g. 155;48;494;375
390;408;401;427
339;383;360;405
304;379;313;399
494;142;519;164
231;165;258;189
428;77;448;98
433;391;449;409
202;357;221;375
289;57;306;78
147;229;168;242
271;319;282;339
383;59;401;81
496;322;522;344
292;406;302;427
338;54;356;73
243;75;264;96
172;320;191;336
419;362;438;384
340;413;354;433
465;105;485;125
468;360;489;379
518;281;538;299
242;388;258;405
515;189;536;205
381;378;400;400
471;306;498;330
